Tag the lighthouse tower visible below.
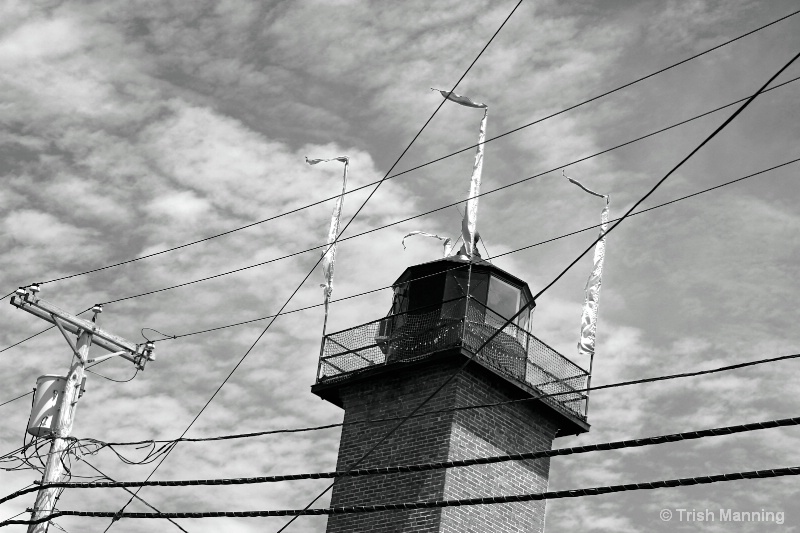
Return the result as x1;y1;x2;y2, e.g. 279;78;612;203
311;252;590;533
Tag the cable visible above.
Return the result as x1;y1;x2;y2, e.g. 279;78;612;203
0;327;53;355
532;49;800;301
0;391;33;409
1;306;93;356
143;156;799;343
5;464;800;525
33;8;800;288
4;414;798;498
49;521;70;533
99;5;522;531
282;51;800;529
79;459;190;533
6;14;792;528
85;368;139;383
5;146;796;361
76;350;800;446
0;510;28;524
97;74;800;306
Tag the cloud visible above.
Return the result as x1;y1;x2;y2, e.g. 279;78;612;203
1;2;799;533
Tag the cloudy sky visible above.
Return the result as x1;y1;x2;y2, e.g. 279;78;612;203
1;0;799;531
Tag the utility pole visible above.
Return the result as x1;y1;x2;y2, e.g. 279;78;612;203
10;284;155;533
27;330;88;533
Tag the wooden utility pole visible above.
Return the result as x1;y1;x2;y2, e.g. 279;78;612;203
27;330;89;533
10;285;155;532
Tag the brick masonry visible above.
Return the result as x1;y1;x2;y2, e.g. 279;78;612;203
324;356;559;533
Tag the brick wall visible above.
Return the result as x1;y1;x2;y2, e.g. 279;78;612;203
441;366;558;533
324;356;559;533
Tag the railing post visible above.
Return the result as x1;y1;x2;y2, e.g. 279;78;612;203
584;353;595;417
316;335;326;382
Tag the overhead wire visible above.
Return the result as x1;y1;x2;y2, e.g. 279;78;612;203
3;413;800;498
531;49;800;302
1;136;789;365
133;156;798;343
0;391;33;409
78;459;191;533
1;68;797;363
0;13;794;524
98;3;524;531
0;12;795;444
95;73;800;306
24;8;798;289
0;327;53;355
1;306;93;356
279;49;800;530
0;13;794;533
5;464;800;524
0;509;28;524
81;76;800;305
66;350;800;447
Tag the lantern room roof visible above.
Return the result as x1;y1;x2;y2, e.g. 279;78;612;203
392;254;534;302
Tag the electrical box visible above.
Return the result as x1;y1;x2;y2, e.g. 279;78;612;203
27;375;65;437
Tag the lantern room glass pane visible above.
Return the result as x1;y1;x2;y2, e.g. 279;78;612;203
518;293;531;332
443;271;488;303
407;273;445;313
488;275;520;320
444;270;488;321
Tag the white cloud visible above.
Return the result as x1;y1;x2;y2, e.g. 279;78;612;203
1;2;799;533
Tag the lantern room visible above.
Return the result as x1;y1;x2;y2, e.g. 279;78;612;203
312;254;590;434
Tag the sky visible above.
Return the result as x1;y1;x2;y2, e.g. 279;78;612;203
0;0;799;532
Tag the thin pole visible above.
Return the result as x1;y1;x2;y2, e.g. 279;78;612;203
27;330;90;533
318;159;349;373
584;353;595;418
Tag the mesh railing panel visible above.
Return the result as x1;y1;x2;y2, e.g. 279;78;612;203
318;297;589;418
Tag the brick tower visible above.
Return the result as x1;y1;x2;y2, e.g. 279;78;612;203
311;254;590;532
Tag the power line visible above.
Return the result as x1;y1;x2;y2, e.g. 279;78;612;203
0;306;93;356
142;156;798;343
4;414;798;498
8;128;784;361
3;10;792;528
0;391;32;409
0;327;53;355
31;8;800;288
79;350;800;446
0;510;28;524
3;137;795;361
99;5;523;531
79;459;190;533
531;50;800;301
6;464;800;524
96;74;800;306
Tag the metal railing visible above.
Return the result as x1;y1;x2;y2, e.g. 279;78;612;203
317;297;589;419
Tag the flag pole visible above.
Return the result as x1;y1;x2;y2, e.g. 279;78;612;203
563;171;609;417
433;89;489;339
306;156;349;366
